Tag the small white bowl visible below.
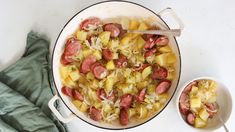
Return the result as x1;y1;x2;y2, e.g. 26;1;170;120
176;77;233;131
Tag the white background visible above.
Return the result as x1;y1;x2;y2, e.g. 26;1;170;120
0;0;234;132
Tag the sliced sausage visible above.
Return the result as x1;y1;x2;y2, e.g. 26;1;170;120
61;86;73;97
137;88;147;102
73;89;84;101
92;65;108;79
133;63;150;72
155;36;169;46
107;91;116;101
142;27;158;41
80;17;102;31
90;62;102;71
61;53;74;65
179;92;190;115
205;103;217;118
187;112;195;125
80;55;97;74
97;88;106;100
114;23;126;38
64;37;82;56
144;48;157;58
144;37;155;49
88;106;102;121
120;94;133;109
155;80;172;94
152;67;168;80
119;108;129;125
114;54;128;68
102;48;113;61
183;81;197;93
103;23;120;37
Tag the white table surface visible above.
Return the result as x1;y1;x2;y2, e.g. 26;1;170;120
0;0;234;132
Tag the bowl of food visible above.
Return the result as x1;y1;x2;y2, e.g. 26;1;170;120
176;77;232;131
49;0;183;130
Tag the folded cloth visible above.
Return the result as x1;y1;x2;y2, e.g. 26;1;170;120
0;32;66;132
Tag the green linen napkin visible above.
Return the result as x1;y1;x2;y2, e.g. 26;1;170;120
0;32;66;132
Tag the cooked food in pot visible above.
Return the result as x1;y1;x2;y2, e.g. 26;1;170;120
179;79;218;128
59;17;177;125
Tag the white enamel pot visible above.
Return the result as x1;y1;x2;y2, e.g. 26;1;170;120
49;0;183;130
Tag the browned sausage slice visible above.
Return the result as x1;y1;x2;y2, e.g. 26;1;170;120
61;86;73;97
73;89;84;101
102;48;113;61
80;17;101;31
92;65;108;79
114;54;128;68
97;88;106;100
144;37;155;49
179;92;190;115
137;88;147;102
119;108;129;125
155;80;171;94
152;67;168;80
88;106;102;121
60;53;74;65
64;37;82;56
103;23;120;37
80;55;96;74
187;113;195;125
155;36;169;46
205;103;217;118
144;48;157;58
120;94;133;109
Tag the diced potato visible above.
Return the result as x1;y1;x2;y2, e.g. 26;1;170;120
190;97;201;108
129;20;139;30
79;102;89;112
124;68;132;78
64;77;76;87
108;39;119;50
93;50;102;60
166;71;175;80
142;66;152;79
82;49;93;58
159;93;168;104
94;101;102;109
134;72;142;83
137;81;148;89
137;36;146;50
88;89;98;102
99;31;111;45
115;108;120;115
103;103;111;113
153;102;161;111
128;108;137;118
167;53;177;64
120;35;132;45
69;71;80;81
112;52;119;59
190;86;199;96
106;60;115;70
155;54;168;66
147;84;155;94
86;72;95;80
137;105;148;119
199;108;210;121
72;100;82;109
76;30;87;41
105;77;114;94
159;45;172;53
126;76;136;84
60;66;69;80
195;117;207;128
138;22;149;30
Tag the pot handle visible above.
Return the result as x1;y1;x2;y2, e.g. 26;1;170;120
158;7;184;30
48;94;76;123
